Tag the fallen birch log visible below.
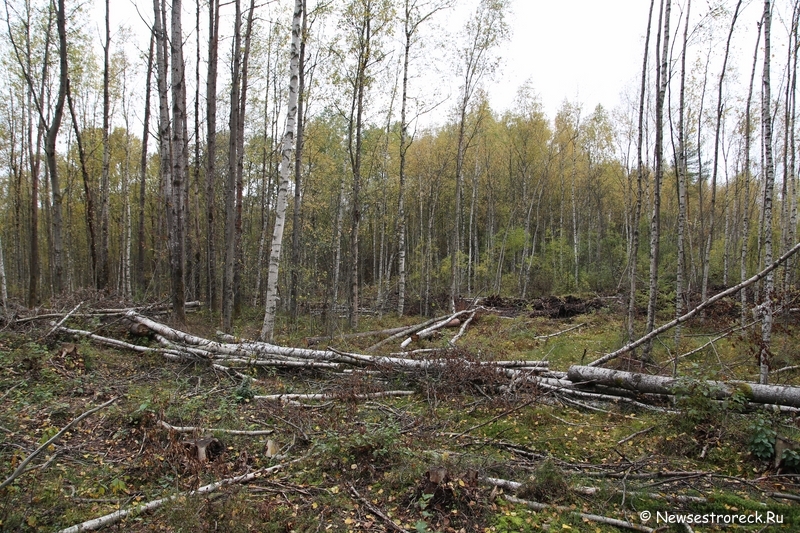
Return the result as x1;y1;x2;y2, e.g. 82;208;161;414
159;420;274;435
15;301;203;325
366;313;455;352
399;309;476;349
306;325;410;346
254;390;416;402
568;365;800;408
55;459;299;533
449;310;476;346
1;397;118;490
588;239;800;368
504;495;653;532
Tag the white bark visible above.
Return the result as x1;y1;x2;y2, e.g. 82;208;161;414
261;0;304;341
644;0;671;357
55;460;298;533
760;0;775;384
0;235;7;310
399;308;474;348
254;391;415;402
589;239;800;368
568;365;800;408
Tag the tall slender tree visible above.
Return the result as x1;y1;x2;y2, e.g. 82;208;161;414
205;0;220;312
290;0;307;322
137;32;154;297
260;0;304;341
628;0;657;343
43;0;67;295
673;0;691;372
701;0;742;307
644;0;671;358
397;0;449;316
98;0;111;291
760;0;775;384
169;0;188;324
449;0;509;312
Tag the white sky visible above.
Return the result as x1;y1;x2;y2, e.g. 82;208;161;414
97;0;772;127
496;0;651;117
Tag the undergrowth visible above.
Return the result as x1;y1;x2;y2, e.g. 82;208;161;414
0;305;799;532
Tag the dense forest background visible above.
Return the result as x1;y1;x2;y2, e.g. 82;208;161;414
0;0;797;360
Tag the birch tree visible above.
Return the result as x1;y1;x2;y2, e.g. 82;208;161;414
643;0;670;358
628;0;657;343
98;0;111;291
169;0;188;324
672;0;690;369
449;0;509;312
260;0;304;341
760;0;775;384
43;0;67;295
205;0;220;311
397;0;450;316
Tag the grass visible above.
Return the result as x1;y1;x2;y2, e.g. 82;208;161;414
1;302;800;532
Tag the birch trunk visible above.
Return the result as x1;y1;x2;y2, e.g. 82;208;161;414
628;0;656;343
760;0;775;385
673;0;690;372
169;0;188;324
568;365;800;408
290;0;307;321
98;0;111;292
741;22;762;326
223;0;243;332
153;0;171;300
205;0;220;311
42;0;67;295
644;0;670;358
260;0;303;341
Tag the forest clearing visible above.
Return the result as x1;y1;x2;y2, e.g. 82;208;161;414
4;0;800;530
2;291;800;532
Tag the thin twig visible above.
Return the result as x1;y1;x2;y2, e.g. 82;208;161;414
346;482;410;533
617;426;655;445
535;322;586;340
55;458;302;533
452;398;536;439
39;301;83;341
0;396;119;490
158;420;275;435
505;495;654;532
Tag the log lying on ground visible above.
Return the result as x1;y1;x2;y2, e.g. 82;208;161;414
14;301;203;325
123;311;549;375
568;365;800;408
306;325;410;346
588;239;800;367
399;309;478;349
55;459;299;533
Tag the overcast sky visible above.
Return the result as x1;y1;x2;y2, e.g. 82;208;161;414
101;0;772;126
497;0;651;117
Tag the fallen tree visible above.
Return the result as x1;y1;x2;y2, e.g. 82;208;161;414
568;365;800;408
588;239;800;368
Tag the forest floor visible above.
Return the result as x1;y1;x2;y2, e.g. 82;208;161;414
1;296;800;532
